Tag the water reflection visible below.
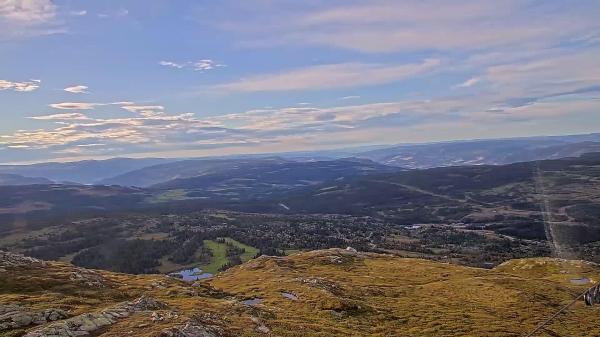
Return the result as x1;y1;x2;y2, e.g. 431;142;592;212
169;267;212;281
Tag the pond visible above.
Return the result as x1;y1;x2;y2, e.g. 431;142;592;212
281;292;298;300
169;267;213;281
241;298;262;306
570;277;591;285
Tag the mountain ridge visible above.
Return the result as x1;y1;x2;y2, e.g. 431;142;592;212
1;249;599;336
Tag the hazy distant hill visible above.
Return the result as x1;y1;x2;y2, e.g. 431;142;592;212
356;134;600;168
0;157;173;184
152;158;402;197
258;152;600;241
99;157;292;187
3;134;600;186
0;173;53;185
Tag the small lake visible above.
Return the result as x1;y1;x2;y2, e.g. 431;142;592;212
570;277;590;285
281;292;298;300
169;267;212;281
241;298;262;306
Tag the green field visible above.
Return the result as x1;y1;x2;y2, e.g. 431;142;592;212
224;237;259;262
198;237;259;274
147;189;189;203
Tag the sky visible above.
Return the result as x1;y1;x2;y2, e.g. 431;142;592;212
1;0;600;163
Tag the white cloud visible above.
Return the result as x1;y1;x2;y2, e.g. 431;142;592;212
219;1;600;54
455;77;480;88
159;59;225;72
120;105;165;117
0;0;55;22
482;49;600;97
98;8;128;19
193;59;225;71
76;143;105;147
3;89;600;161
48;101;134;110
0;79;40;92
49;102;97;110
64;85;88;94
28;113;89;120
0;0;62;39
159;61;185;69
214;58;440;92
339;95;360;100
69;10;87;16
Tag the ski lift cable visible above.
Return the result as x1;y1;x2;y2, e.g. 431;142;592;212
524;282;599;337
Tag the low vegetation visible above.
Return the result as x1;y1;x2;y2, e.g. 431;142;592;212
2;249;599;336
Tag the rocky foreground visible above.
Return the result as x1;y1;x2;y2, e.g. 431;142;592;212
1;249;599;337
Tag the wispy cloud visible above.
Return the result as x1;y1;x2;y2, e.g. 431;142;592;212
214;59;440;92
64;85;88;94
48;101;134;110
193;59;225;71
219;1;600;54
0;79;40;92
0;0;63;39
98;8;128;19
69;10;87;17
0;0;55;22
159;59;225;72
49;102;98;110
159;61;185;69
28;113;90;120
3;89;599;161
120;105;165;117
455;77;480;88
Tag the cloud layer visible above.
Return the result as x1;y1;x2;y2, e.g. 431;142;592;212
0;0;62;39
1;0;600;162
64;85;88;94
0;79;40;92
159;59;225;72
214;59;439;92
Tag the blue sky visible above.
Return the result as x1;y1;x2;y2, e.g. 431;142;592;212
1;0;600;163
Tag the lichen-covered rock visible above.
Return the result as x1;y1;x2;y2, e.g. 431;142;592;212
0;304;68;331
0;251;46;269
23;296;167;337
68;268;108;288
160;322;220;337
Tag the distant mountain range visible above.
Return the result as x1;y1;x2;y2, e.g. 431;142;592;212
356;134;600;168
152;158;402;197
0;157;173;185
0;152;599;252
99;157;291;187
0;173;53;186
1;133;600;187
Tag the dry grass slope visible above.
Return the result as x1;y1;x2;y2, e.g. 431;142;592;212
1;249;600;336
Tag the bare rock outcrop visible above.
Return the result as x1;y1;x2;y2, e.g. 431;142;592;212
0;251;46;270
24;296;166;337
0;304;68;331
160;322;220;337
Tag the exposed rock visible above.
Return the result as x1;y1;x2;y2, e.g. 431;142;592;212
250;317;270;334
69;269;108;288
296;277;343;295
0;251;46;269
256;324;270;334
0;304;68;331
151;310;178;322
160;322;219;337
23;296;166;337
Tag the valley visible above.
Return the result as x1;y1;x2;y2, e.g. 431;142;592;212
1;151;599;276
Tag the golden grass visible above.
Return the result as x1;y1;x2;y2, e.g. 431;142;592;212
2;250;600;336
